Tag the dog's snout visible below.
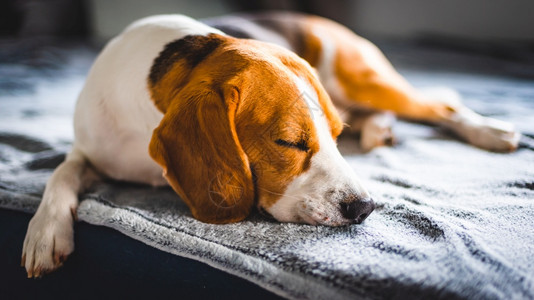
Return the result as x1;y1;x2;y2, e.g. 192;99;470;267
340;197;376;224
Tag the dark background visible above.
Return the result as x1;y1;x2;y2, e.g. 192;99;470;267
2;0;534;42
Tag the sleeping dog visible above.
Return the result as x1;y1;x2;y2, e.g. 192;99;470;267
22;13;520;277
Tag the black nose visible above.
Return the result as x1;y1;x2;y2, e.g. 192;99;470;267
340;198;376;224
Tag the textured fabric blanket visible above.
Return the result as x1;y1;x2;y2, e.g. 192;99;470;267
1;40;533;300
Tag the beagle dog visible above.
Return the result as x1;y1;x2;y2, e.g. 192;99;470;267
22;12;520;277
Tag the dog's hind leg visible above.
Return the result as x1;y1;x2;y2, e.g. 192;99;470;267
21;147;99;278
307;17;520;152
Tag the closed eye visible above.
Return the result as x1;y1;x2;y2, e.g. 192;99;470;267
275;139;309;152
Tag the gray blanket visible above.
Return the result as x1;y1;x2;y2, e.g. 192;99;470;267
1;41;533;300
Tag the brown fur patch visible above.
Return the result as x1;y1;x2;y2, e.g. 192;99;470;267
149;34;224;87
149;85;255;223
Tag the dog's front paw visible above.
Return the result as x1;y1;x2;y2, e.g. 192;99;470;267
21;208;75;278
446;109;521;152
359;112;396;152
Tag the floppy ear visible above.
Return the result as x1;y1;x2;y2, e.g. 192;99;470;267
149;86;254;224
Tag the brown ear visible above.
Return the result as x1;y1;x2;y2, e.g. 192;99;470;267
149;86;254;224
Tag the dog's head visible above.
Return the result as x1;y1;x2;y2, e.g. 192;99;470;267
148;33;375;225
